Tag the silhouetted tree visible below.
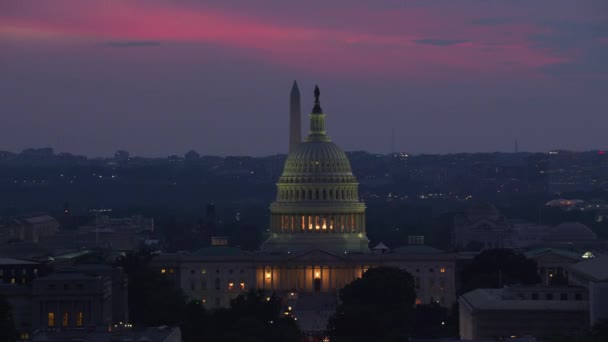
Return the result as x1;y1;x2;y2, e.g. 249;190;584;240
0;294;17;342
116;252;186;326
461;248;541;294
185;150;200;162
204;290;300;342
327;267;416;342
411;303;450;338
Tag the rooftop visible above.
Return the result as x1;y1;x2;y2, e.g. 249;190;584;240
460;288;587;312
0;258;38;265
569;256;608;282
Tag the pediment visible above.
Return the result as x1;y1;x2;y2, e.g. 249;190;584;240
289;248;345;262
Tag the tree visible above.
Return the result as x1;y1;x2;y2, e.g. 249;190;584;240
0;294;17;342
184;150;200;162
203;290;300;342
461;248;541;294
411;303;450;338
327;267;416;342
116;252;186;326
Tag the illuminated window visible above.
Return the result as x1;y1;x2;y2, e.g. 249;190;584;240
265;268;272;280
228;282;234;290
169;269;175;274
440;268;446;273
201;269;206;274
48;312;55;327
415;298;422;305
76;311;84;327
62;312;69;327
314;271;320;279
10;278;15;284
240;282;245;290
161;269;166;274
322;217;327;230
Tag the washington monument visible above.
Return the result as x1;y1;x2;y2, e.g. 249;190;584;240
289;80;302;152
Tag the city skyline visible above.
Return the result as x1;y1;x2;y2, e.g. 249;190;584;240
1;0;607;157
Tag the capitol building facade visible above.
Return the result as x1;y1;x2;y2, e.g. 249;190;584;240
152;84;456;330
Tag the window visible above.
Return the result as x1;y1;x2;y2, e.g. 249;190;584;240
10;278;15;284
215;278;220;290
169;269;175;274
63;284;69;290
440;268;446;273
201;279;207;290
532;293;539;300
201;269;207;274
161;268;166;274
190;270;195;274
228;282;234;291
240;282;245;290
560;293;568;301
429;268;434;273
546;293;554;300
76;312;84;327
62;312;69;327
575;293;583;301
48;312;55;327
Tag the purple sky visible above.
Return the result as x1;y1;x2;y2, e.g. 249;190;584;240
1;0;607;157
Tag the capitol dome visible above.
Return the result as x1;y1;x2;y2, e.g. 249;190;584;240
282;141;353;176
262;85;368;253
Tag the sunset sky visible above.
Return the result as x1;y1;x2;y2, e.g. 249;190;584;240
1;0;607;156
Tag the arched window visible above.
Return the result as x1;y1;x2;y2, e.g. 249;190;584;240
316;189;319;200
341;189;345;200
323;190;327;200
308;190;312;200
329;189;333;199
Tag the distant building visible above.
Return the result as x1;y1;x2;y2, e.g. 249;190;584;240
452;202;513;251
459;286;589;340
1;264;128;339
0;258;45;285
568;256;608;325
524;248;585;285
3;215;59;243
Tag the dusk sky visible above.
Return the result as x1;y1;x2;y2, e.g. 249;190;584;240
1;0;607;157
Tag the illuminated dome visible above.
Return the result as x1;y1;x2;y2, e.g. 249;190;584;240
263;85;368;253
282;141;354;176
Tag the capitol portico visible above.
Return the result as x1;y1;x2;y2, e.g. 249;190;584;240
151;84;457;331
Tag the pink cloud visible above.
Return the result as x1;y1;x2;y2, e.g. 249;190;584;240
0;0;572;78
